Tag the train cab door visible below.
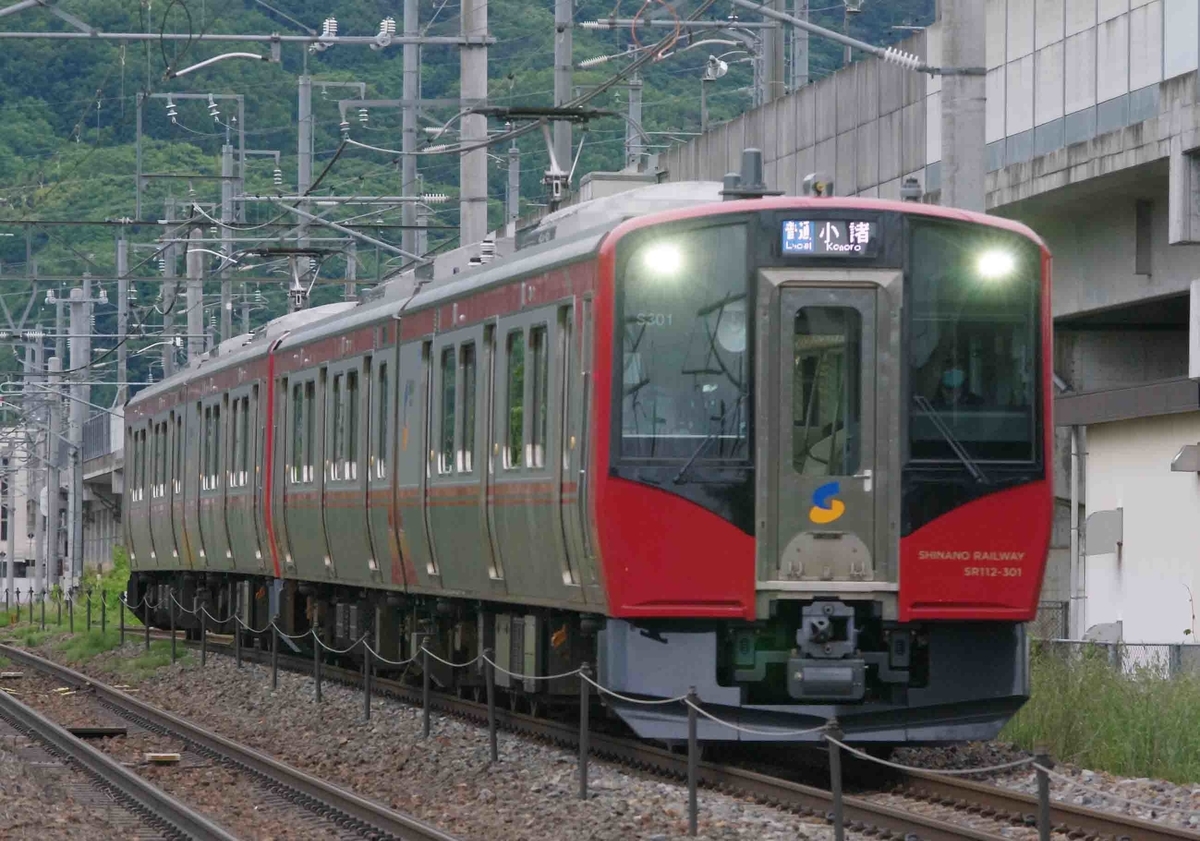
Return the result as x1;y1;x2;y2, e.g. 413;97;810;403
758;271;899;592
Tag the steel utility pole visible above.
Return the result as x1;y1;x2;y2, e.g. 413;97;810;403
506;140;520;235
220;142;234;343
791;0;809;89
625;73;643;171
344;241;357;301
459;0;489;247
162;198;178;377
67;277;92;587
554;0;573;172
116;234;129;406
186;227;204;362
26;341;43;597
3;445;11;608
763;0;786;101
940;0;986;212
401;0;419;258
46;357;61;588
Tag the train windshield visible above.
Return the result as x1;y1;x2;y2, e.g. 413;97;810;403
618;222;750;461
908;220;1040;464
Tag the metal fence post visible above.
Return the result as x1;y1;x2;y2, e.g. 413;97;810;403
40;591;45;631
144;599;150;649
579;663;590;800
5;587;8;614
56;594;61;628
271;620;279;690
421;635;431;739
119;595;125;644
1035;746;1053;841
27;588;32;625
313;628;322;703
200;602;207;667
687;687;698;837
484;647;497;763
363;636;372;721
86;587;92;631
170;591;177;664
100;591;106;633
828;723;844;841
68;594;74;634
235;616;242;668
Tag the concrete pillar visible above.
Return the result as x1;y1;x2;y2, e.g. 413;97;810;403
459;0;489;248
939;0;987;212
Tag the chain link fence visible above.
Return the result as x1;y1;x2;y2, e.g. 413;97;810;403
1033;639;1200;678
1030;601;1068;641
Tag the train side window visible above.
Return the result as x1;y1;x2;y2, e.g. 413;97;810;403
304;381;315;483
291;384;303;483
374;363;388;479
347;370;359;480
793;306;862;476
157;422;167;495
331;373;344;480
439;347;456;475
529;325;549;469
174;415;183;494
238;396;249;486
504;330;524;470
460;343;476;473
229;399;239;488
213;401;222;489
202;405;212;490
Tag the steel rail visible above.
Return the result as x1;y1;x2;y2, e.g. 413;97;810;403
898;769;1200;841
0;644;462;841
139;632;1200;841
0;672;238;841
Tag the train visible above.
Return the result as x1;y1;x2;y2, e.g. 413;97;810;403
125;161;1052;744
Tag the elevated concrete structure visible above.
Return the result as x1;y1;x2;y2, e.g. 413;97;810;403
658;0;1200;643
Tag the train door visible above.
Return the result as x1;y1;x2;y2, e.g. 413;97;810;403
394;339;440;591
197;395;234;571
427;324;497;595
366;341;406;589
758;272;899;592
170;411;188;568
225;387;260;572
489;305;578;604
282;371;330;581
322;356;377;585
148;417;172;568
182;401;204;570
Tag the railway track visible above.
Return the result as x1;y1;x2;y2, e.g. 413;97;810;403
0;643;462;841
134;630;1200;841
0;671;236;841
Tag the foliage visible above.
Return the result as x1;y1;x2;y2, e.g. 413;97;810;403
55;627;125;663
0;0;932;401
116;640;190;681
1001;644;1200;783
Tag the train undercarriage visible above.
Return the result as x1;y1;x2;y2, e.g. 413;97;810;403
129;571;1028;745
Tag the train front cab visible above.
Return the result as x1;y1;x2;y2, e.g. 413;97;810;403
595;202;1052;743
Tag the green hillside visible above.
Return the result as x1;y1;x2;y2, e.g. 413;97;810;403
0;0;932;401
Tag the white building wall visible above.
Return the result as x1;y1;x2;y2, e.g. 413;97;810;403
1085;412;1200;642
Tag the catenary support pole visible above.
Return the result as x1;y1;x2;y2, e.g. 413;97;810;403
939;0;986;212
220;143;234;343
67;280;89;586
401;0;419;258
3;445;12;612
116;234;129;405
459;0;489;248
186;227;204;363
46;357;61;591
791;0;809;89
553;0;573;173
506;140;520;235
162;198;177;377
625;72;643;171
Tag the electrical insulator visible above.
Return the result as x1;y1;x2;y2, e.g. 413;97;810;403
358;107;369;125
157;257;167;274
209;225;218;236
207;94;220;122
380;17;396;36
321;17;338;38
340;119;350;138
165;98;178;120
273;168;283;188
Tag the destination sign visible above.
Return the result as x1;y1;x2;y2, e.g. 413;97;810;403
781;219;880;257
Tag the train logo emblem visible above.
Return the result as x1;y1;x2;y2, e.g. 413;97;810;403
809;482;845;524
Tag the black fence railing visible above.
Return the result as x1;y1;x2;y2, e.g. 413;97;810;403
82;412;113;462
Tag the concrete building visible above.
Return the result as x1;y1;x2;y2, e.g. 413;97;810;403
656;0;1200;644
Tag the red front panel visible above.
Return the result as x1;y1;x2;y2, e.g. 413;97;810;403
898;480;1052;621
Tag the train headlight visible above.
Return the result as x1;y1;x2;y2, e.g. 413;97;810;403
716;300;747;353
977;249;1015;281
640;242;682;277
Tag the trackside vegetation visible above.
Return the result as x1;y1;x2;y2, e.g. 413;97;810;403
1001;644;1200;783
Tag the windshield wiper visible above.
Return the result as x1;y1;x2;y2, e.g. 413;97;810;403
672;394;747;485
912;395;989;484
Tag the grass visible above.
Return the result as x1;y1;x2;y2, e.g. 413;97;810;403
1001;644;1200;783
54;628;126;664
115;640;191;681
